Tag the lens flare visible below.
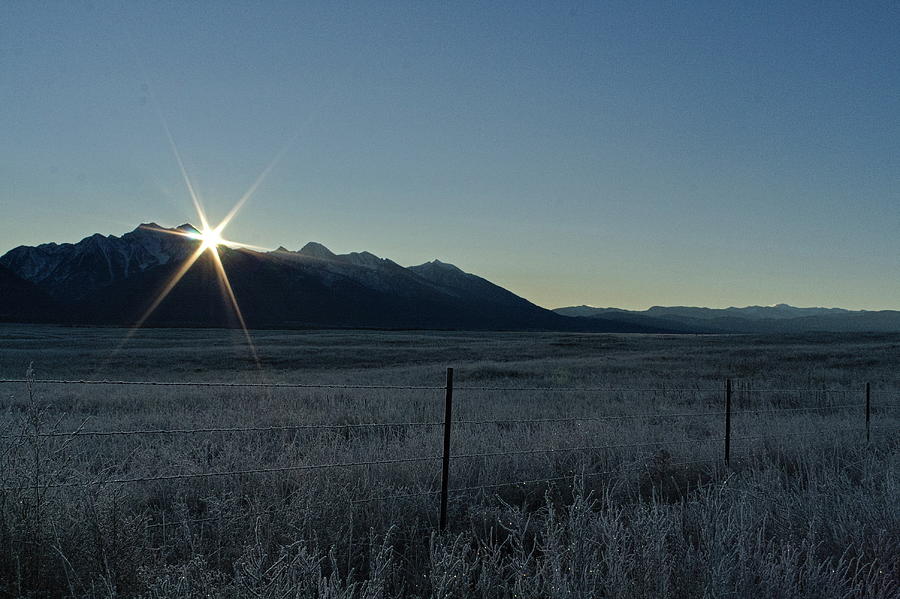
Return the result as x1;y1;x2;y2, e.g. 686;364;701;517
99;72;306;379
113;132;280;372
119;217;262;370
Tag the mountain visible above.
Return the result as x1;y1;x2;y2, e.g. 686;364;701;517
0;224;676;332
0;223;196;302
0;264;58;322
554;305;900;334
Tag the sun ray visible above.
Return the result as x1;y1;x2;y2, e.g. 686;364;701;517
216;125;303;233
131;245;207;332
102;243;208;365
216;161;272;234
209;248;261;368
136;66;210;232
159;115;209;231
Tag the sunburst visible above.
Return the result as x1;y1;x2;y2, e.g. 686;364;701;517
96;71;308;377
129;219;263;366
120;132;285;368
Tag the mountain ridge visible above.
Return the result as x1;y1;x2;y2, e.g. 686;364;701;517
0;224;672;332
6;224;894;333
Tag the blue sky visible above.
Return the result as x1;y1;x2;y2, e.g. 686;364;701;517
2;2;898;309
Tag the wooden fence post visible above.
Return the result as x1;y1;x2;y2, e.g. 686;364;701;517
724;378;732;466
865;382;871;444
439;367;454;532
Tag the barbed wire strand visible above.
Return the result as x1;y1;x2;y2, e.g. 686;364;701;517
2;421;444;439
1;403;881;439
731;427;863;442
454;386;721;392
0;379;443;391
457;387;864;394
355;457;724;503
454;411;725;425
0;378;721;392
357;450;696;504
2;429;810;493
151;515;437;550
730;404;861;415
448;459;721;495
2;378;879;394
353;489;441;504
0;455;442;491
455;403;867;425
451;436;721;460
730;388;860;395
1;415;719;440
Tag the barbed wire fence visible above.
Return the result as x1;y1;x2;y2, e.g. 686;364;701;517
0;371;897;534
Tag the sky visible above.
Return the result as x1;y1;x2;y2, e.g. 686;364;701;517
1;2;898;310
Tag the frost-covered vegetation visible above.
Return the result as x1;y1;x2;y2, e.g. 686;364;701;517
0;325;897;597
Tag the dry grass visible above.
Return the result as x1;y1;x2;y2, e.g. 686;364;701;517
0;325;897;597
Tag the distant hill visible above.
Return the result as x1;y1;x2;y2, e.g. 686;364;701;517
554;304;900;334
0;224;677;332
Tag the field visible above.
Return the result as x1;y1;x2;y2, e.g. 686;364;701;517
0;324;898;598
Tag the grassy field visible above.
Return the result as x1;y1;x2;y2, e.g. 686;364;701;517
0;324;897;597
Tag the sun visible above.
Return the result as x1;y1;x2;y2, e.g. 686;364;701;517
190;226;225;252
